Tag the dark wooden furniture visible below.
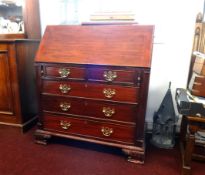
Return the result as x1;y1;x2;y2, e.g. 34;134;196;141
178;12;205;175
180;115;205;175
0;0;41;131
0;40;39;131
34;25;154;163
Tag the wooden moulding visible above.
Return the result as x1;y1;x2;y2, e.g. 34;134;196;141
0;33;26;39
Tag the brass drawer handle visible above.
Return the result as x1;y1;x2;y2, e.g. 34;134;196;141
60;120;71;130
58;68;70;78
103;71;117;82
103;88;116;98
102;107;115;117
60;102;71;111
59;84;71;94
101;126;113;137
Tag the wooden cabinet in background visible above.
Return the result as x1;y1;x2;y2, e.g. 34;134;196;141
0;0;41;131
0;40;39;131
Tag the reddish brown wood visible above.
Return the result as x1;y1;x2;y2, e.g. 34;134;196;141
0;34;26;39
180;115;205;175
35;25;154;164
0;51;14;116
189;75;205;97
0;0;41;130
42;80;139;103
87;67;136;84
0;40;39;131
35;25;154;67
135;69;150;142
44;65;86;79
0;43;22;124
42;95;137;123
42;95;86;116
83;100;138;123
43;113;136;144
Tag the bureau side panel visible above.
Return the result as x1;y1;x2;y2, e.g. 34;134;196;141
135;69;150;146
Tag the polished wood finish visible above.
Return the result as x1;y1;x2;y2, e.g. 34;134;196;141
35;25;154;163
0;0;41;130
42;80;140;103
0;40;39;131
44;65;86;79
0;51;14;116
43;113;136;144
42;95;137;123
0;34;26;40
35;25;153;67
180;115;205;175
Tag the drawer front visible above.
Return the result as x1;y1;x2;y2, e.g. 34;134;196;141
42;95;86;116
41;95;137;123
42;80;139;103
43;114;136;144
42;80;85;96
86;83;139;103
85;100;137;123
88;68;136;84
44;66;86;79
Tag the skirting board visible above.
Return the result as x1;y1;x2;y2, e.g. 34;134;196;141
0;116;38;133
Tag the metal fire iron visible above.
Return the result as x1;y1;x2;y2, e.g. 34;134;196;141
150;82;178;148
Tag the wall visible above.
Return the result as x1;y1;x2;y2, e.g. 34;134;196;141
39;0;204;130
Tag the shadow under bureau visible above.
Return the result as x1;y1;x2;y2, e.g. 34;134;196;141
34;24;154;164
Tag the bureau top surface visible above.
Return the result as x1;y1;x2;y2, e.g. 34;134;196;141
35;25;154;68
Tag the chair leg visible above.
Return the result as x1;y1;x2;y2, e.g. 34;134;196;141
182;128;195;175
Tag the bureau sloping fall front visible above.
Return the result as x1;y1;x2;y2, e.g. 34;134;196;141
34;24;154;164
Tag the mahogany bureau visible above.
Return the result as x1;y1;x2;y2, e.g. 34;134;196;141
34;25;154;164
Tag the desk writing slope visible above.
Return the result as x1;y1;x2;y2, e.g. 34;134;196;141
35;25;154;67
34;24;154;164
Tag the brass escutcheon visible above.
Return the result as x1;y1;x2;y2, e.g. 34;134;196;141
59;102;71;111
58;68;70;78
103;88;116;98
103;71;117;82
60;120;71;130
101;126;113;137
102;107;115;117
59;84;71;94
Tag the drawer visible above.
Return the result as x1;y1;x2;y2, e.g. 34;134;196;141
42;80;85;96
41;95;137;123
85;100;138;123
42;95;86;116
44;66;86;79
88;68;136;84
42;80;139;103
86;83;139;103
43;114;136;144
